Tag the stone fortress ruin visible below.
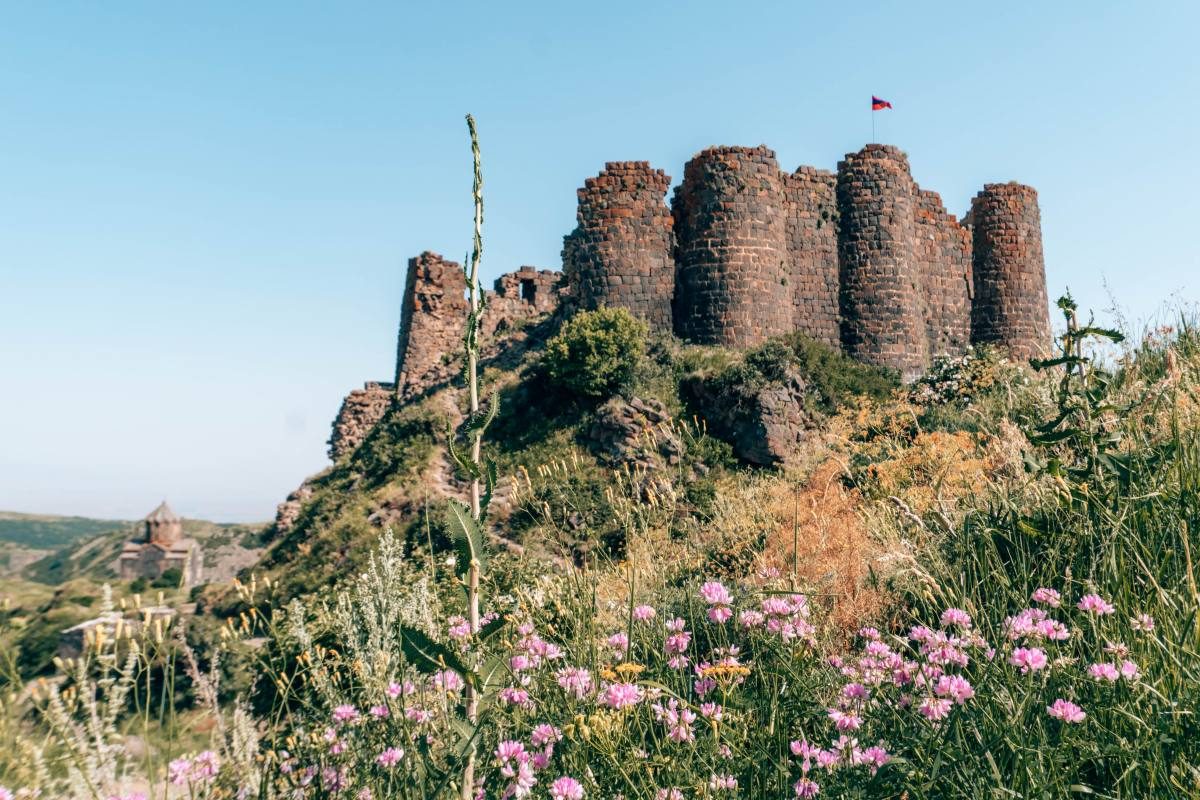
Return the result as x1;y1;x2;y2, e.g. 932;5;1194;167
326;141;1051;460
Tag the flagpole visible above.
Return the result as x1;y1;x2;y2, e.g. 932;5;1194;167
871;108;875;144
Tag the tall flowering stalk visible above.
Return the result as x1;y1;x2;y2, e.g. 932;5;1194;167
397;113;505;800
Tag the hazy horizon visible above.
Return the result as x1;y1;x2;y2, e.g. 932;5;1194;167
3;1;1198;522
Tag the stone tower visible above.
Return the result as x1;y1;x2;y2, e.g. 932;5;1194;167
145;500;182;545
672;146;792;347
968;183;1052;360
562;162;675;333
394;251;468;392
835;144;929;380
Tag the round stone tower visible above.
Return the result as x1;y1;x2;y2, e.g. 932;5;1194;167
672;145;791;347
968;183;1051;360
144;500;182;545
561;161;675;333
836;144;928;380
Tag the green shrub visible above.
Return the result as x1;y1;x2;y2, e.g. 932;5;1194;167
697;333;898;419
542;307;647;398
150;567;182;589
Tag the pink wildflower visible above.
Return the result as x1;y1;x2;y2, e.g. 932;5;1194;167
707;605;733;624
447;615;471;640
495;740;526;762
738;609;765;628
935;674;975;704
1032;587;1062;607
699;581;732;605
599;682;642;709
434;669;464;693
1132;613;1155;632
708;774;737;791
531;724;562;747
1087;662;1120;682
499;686;533;708
841;682;869;700
332;704;359;724
375;747;404;767
794;777;821;797
1009;646;1049;673
827;708;863;731
191;751;219;781
940;608;972;629
549;777;584;800
632;604;656;621
861;745;890;773
1120;659;1140;680
1077;594;1115;615
369;704;389;718
1047;698;1087;723
556;667;593;700
919;696;953;721
700;701;724;720
606;632;629;654
168;756;191;785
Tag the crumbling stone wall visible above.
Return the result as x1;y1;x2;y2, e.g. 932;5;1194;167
968;183;1051;360
915;189;973;357
482;266;561;338
562;162;675;333
395;252;468;394
836;144;929;380
782;166;840;346
328;381;395;460
385;146;1049;404
672;146;792;347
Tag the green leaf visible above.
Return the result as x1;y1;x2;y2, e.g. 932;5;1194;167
1075;326;1125;343
447;499;487;576
1028;428;1079;445
399;624;469;676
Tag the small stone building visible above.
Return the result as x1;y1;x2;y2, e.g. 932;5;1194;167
118;501;202;586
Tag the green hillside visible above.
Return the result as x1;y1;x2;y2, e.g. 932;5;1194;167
0;511;129;549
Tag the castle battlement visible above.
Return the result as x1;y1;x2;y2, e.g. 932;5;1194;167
371;141;1050;432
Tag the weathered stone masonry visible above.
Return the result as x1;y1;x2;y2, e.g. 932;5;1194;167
562;162;675;334
333;140;1051;461
672;146;793;347
967;183;1051;360
562;141;1047;377
836;144;928;379
326;255;563;462
783;166;840;347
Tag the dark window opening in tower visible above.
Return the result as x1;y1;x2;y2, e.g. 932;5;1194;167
520;278;537;304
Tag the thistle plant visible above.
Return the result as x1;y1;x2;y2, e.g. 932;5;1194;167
1026;293;1130;501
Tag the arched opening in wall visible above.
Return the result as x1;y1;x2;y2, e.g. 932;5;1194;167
520;278;537;304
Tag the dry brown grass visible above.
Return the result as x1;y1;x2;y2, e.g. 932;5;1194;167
754;459;890;635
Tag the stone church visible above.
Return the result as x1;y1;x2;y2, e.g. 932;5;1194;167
117;501;202;586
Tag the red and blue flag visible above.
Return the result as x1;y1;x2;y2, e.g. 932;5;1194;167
871;96;893;111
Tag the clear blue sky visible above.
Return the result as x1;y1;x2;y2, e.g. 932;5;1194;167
2;1;1197;522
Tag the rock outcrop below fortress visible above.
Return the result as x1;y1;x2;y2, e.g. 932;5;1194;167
329;141;1050;461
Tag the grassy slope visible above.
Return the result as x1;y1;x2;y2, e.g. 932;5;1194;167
237;330;899;612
